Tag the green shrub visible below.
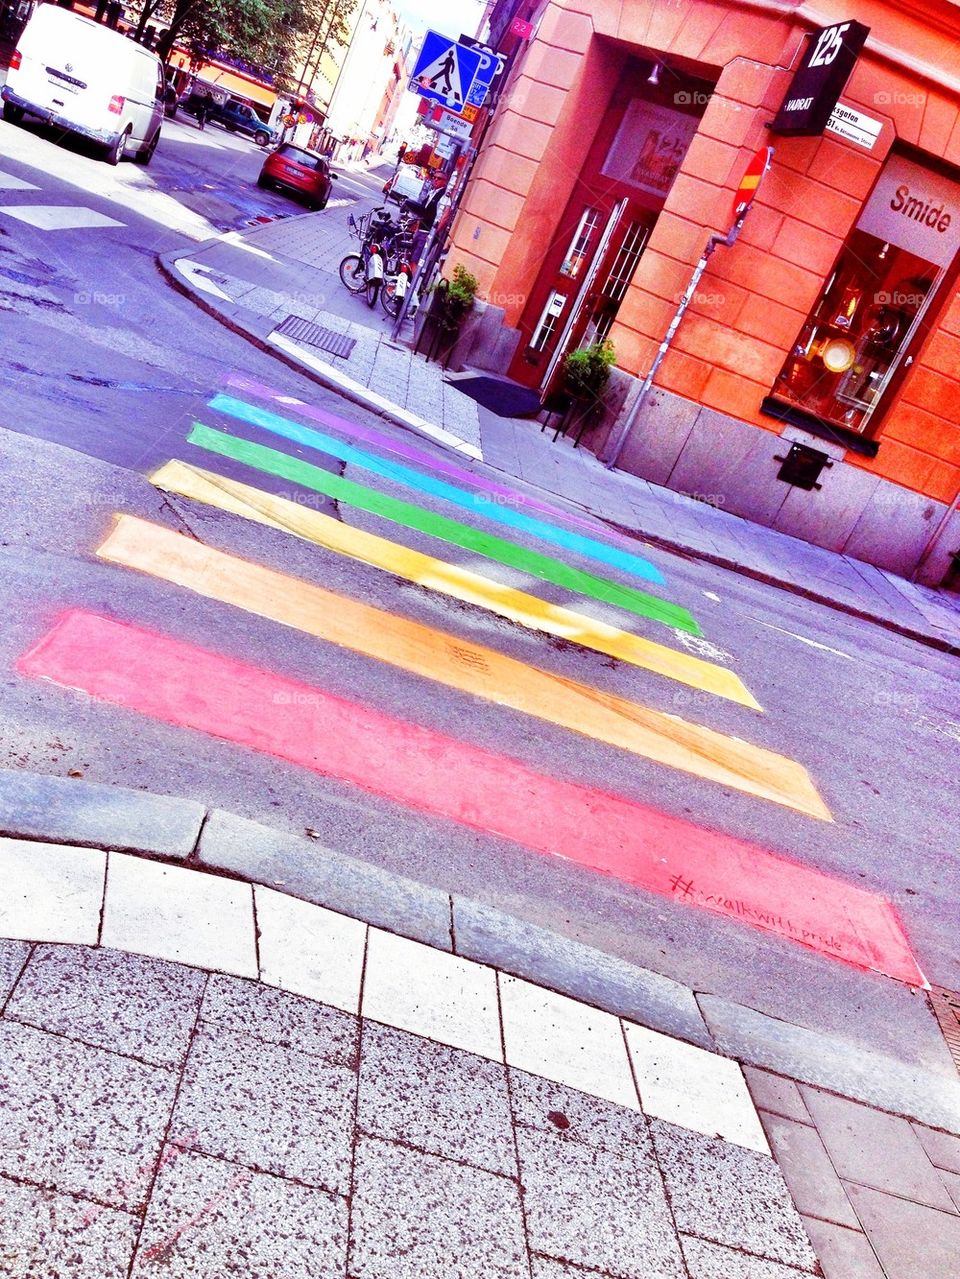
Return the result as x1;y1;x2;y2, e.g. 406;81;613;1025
563;339;616;401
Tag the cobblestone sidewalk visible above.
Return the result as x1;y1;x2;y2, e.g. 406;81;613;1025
3;829;960;1277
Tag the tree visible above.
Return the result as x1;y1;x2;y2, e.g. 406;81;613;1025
131;0;356;88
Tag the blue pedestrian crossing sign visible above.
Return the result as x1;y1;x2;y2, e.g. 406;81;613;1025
411;30;483;111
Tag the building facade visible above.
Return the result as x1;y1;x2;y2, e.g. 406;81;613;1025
446;0;960;584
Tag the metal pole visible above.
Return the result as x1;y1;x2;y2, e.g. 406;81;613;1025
598;218;746;470
390;139;466;341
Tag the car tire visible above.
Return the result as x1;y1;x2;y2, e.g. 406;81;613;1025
338;254;366;294
105;127;130;166
2;102;24;125
256;174;269;188
254;131;269;147
135;128;160;166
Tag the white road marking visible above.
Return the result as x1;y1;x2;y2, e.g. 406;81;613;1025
326;197;355;209
673;633;734;663
176;258;233;300
218;230;276;260
0;204;123;229
759;621;853;659
0;169;39;190
702;591;721;602
332;173;384;197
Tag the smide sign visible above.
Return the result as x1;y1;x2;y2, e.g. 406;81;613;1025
770;20;870;136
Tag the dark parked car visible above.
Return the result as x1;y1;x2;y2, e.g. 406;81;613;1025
258;143;336;210
180;92;274;145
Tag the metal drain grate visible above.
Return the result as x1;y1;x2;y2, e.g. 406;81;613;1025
929;986;960;1075
275;314;356;359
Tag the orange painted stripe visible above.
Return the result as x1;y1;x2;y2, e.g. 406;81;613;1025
95;515;831;818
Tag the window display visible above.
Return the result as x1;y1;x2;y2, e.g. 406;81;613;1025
771;154;960;436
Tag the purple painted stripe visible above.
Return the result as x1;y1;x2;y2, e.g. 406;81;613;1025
225;372;648;554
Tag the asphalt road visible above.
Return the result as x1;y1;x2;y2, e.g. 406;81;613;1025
1;110;959;1076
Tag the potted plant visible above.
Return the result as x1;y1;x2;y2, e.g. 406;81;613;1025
562;339;616;405
418;263;479;364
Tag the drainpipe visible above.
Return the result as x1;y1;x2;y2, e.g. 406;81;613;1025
599;218;747;470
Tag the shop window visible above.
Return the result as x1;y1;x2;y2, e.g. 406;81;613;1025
561;208;603;279
771;153;960;438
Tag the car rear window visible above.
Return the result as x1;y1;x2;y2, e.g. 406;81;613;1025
277;145;325;171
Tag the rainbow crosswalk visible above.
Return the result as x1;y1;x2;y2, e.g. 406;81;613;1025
14;381;926;987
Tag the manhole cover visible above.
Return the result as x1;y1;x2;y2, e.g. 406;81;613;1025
929;986;960;1075
275;314;356;359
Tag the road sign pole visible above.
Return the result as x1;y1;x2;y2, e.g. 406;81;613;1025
599;147;773;470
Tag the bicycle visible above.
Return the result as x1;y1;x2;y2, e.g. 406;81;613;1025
339;208;395;308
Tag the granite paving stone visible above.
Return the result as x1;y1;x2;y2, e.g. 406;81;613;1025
843;1182;960;1278
171;1022;355;1192
650;1119;818;1272
0;1020;177;1208
0;1175;140;1278
349;1134;527;1279
357;1020;515;1175
798;1217;886;1279
516;1122;685;1278
941;1167;960;1212
101;854;257;979
509;1068;651;1154
680;1234;818;1278
0;838;105;944
0;937;29;1003
254;884;367;1013
797;1217;884;1279
130;1146;347;1278
758;1112;859;1227
529;1258;621;1278
801;1086;956;1211
200;972;358;1066
743;1068;814;1125
912;1123;960;1174
6;944;206;1068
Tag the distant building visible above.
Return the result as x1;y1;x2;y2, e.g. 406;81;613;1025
325;0;411;160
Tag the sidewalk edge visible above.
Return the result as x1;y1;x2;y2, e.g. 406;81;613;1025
3;767;959;1134
158;245;958;658
156;247;455;450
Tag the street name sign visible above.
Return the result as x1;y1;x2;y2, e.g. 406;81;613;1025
825;101;883;150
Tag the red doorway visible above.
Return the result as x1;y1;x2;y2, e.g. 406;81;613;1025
507;58;714;393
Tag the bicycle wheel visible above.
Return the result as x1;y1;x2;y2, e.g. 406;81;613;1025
339;254;366;293
380;280;401;318
365;279;381;309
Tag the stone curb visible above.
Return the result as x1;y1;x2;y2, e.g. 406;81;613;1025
4;765;960;1134
157;244;958;659
156;247;464;451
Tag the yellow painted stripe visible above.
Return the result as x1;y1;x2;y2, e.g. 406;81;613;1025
150;460;762;711
98;515;831;820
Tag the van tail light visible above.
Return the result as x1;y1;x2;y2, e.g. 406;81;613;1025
108;95;124;114
9;50;21;70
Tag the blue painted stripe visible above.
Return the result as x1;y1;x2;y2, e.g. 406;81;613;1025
209;393;668;587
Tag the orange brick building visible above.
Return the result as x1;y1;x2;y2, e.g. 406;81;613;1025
447;0;960;584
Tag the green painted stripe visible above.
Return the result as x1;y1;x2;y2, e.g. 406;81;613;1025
188;424;702;635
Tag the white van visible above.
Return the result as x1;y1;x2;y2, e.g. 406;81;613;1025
2;4;164;165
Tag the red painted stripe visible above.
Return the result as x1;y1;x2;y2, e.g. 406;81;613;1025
18;611;925;986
